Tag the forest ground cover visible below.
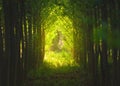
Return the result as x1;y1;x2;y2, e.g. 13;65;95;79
25;51;89;86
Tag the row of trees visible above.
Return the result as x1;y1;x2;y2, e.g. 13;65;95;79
67;0;120;86
0;0;120;86
0;0;45;86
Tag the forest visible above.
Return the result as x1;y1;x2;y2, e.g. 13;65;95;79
0;0;120;86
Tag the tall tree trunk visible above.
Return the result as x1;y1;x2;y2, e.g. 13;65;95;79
108;0;120;86
2;0;12;85
27;16;33;71
2;0;23;86
87;9;97;86
22;2;28;80
0;10;4;86
14;1;23;85
100;0;109;86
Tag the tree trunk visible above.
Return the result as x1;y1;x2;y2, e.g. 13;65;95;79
2;0;12;86
87;9;97;86
100;1;109;86
0;11;4;86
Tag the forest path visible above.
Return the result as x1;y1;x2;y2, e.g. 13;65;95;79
25;70;89;86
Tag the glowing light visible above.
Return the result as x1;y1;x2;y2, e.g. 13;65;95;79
42;4;77;68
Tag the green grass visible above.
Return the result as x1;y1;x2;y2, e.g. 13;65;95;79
44;50;78;67
28;50;80;77
26;51;89;86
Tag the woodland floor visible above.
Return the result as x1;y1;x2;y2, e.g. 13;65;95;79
25;71;89;86
24;51;91;86
25;64;90;86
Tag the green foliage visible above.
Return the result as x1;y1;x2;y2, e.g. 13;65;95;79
27;51;88;86
44;51;77;67
28;50;80;77
43;2;74;56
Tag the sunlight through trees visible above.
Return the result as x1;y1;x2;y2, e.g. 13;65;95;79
0;0;120;86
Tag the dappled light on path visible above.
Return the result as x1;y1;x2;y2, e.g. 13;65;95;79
44;51;78;68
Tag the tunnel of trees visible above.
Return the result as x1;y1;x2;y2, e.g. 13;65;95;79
0;0;120;86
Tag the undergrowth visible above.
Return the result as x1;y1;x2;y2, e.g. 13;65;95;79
28;51;80;78
26;51;89;86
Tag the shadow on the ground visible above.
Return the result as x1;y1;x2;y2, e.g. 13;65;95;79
25;61;89;86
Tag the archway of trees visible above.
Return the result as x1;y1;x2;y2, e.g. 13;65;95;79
42;4;74;67
0;0;120;86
